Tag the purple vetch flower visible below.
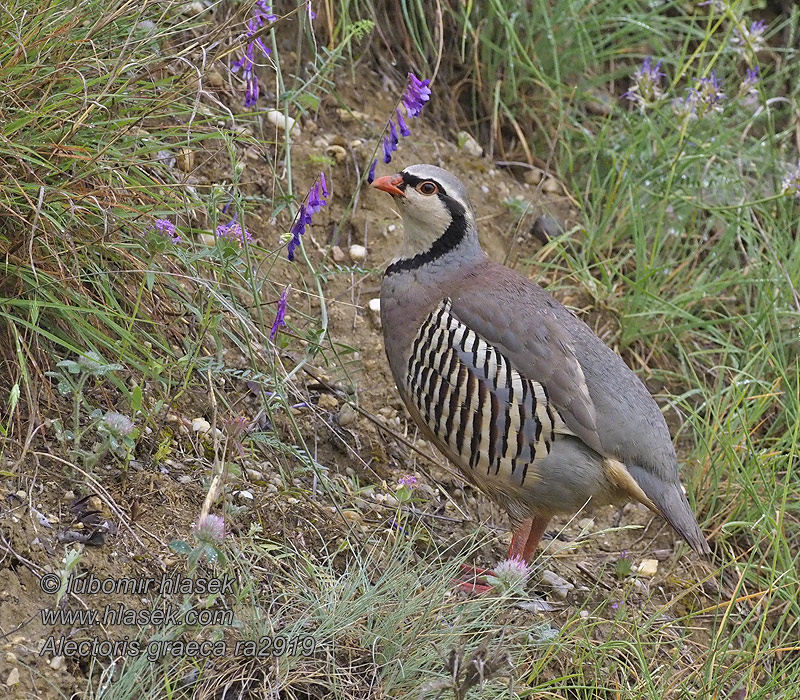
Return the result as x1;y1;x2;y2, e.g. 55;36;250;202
287;173;329;261
231;1;276;108
623;57;664;111
306;0;316;20
270;286;289;340
383;135;392;164
396;108;410;137
402;72;431;118
398;475;418;487
388;118;399;150
781;160;800;200
733;19;767;56
370;72;431;175
194;514;225;544
153;218;181;243
216;213;253;243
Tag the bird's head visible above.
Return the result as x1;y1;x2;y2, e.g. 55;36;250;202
371;164;479;266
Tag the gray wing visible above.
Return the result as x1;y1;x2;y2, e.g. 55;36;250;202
449;288;608;459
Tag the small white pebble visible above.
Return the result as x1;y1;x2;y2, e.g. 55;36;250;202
387;224;396;233
480;185;489;194
636;559;659;577
191;417;210;433
349;244;367;262
367;298;381;328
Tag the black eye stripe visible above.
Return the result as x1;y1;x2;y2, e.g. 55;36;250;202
401;172;448;198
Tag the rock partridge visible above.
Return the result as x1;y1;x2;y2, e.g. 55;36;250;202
371;164;710;587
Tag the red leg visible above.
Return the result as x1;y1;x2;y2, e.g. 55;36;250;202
455;516;550;595
521;515;550;563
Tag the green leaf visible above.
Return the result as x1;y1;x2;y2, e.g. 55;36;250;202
130;384;143;414
169;539;192;554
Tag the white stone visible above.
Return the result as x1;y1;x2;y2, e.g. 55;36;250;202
457;131;483;157
636;559;659;577
5;667;19;686
331;245;345;262
367;298;381;328
349;244;367;262
540;569;574;600
191;417;210;433
265;110;298;135
236;489;254;502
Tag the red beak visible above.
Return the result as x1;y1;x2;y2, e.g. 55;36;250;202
370;174;406;198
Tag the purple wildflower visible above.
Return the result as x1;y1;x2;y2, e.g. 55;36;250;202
398;475;417;487
194;514;225;545
383;135;392;164
623;58;664;111
153;218;181;243
388;118;399;150
216;214;253;243
396;109;410;137
674;71;725;119
287;173;329;261
270;286;289;340
733;19;767;56
692;71;725;114
781;160;800;200
231;2;276;108
367;158;377;184
306;0;316;20
287;203;306;262
739;66;760;105
402;72;431;118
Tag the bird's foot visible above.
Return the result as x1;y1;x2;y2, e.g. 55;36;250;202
453;563;497;595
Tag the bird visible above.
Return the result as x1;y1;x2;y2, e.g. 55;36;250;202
371;164;710;591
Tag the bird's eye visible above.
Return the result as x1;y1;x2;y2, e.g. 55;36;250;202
417;181;438;195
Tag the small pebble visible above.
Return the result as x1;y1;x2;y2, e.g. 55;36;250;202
480;185;489;194
317;393;339;410
532;215;564;244
636;559;659;577
522;167;544;185
367;298;381;328
177;475;192;485
337;404;356;427
542;177;561;194
349;244;367;262
236;489;254;502
325;144;347;163
457;131;483;157
191;417;210;433
265;110;298;135
331;245;345;263
5;667;20;686
540;569;574;600
49;655;65;671
246;468;264;481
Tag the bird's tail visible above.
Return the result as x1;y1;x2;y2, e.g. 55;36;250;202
627;464;711;556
